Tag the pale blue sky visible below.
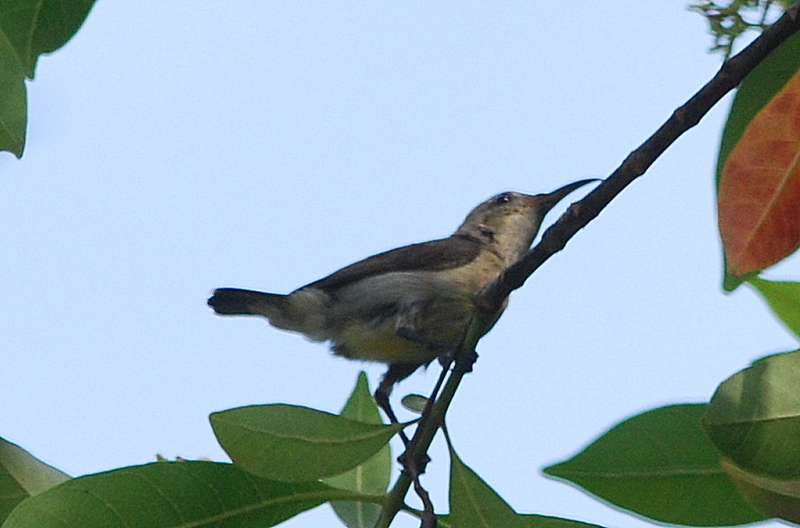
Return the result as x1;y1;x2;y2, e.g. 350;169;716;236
2;3;797;527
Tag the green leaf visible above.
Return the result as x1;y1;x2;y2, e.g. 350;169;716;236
705;350;800;479
437;513;605;528
717;31;800;291
1;0;96;77
749;277;800;340
0;0;97;157
401;394;429;415
2;461;342;528
323;372;392;528
210;403;404;483
511;516;606;528
447;437;603;528
544;404;764;526
0;30;26;158
448;440;518;526
0;437;70;523
722;458;800;524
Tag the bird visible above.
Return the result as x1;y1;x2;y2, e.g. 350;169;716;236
208;179;596;421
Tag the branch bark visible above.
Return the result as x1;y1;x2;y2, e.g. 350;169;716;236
378;6;800;527
477;3;800;313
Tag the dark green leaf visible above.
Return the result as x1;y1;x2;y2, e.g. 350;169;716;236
2;461;344;528
717;31;800;291
0;0;97;157
705;350;800;479
450;446;517;527
545;404;764;526
511;516;606;528
437;513;605;528
0;32;26;158
210;403;404;482
723;457;800;524
1;0;96;77
0;437;69;523
449;441;517;526
447;437;603;528
323;372;391;528
749;277;800;340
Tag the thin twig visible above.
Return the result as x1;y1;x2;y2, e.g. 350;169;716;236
374;319;481;528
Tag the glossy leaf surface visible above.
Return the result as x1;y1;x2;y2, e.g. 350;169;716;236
323;372;391;528
446;440;603;528
719;67;800;279
723;458;800;524
2;461;339;528
210;403;403;482
749;277;800;339
545;404;764;526
705;350;800;478
0;437;69;523
716;32;800;289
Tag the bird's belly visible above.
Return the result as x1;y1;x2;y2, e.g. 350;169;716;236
330;299;473;365
332;320;440;364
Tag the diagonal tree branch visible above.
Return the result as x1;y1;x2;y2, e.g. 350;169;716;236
378;6;800;527
477;2;800;314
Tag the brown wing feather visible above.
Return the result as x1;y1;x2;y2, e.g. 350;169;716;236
303;235;482;294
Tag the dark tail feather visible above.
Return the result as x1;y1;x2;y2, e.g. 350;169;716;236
207;288;286;317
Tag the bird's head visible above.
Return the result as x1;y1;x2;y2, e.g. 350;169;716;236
455;179;597;265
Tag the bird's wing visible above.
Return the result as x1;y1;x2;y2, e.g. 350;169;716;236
304;235;482;293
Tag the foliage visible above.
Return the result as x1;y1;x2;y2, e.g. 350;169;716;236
209;403;404;483
323;373;393;528
716;31;800;289
690;0;797;58
5;3;800;528
2;460;340;528
0;438;69;521
0;0;96;157
545;405;764;526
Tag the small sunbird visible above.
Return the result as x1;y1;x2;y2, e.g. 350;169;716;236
208;179;595;420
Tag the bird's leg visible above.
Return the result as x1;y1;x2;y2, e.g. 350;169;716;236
375;362;421;429
375;362;436;475
377;363;435;520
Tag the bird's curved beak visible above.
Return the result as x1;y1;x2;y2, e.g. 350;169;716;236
534;178;599;213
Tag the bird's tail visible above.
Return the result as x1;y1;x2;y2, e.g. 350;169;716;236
208;288;287;318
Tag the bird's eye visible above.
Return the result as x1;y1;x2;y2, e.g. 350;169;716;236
494;192;512;205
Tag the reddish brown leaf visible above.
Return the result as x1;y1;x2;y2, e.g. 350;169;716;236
718;69;800;277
